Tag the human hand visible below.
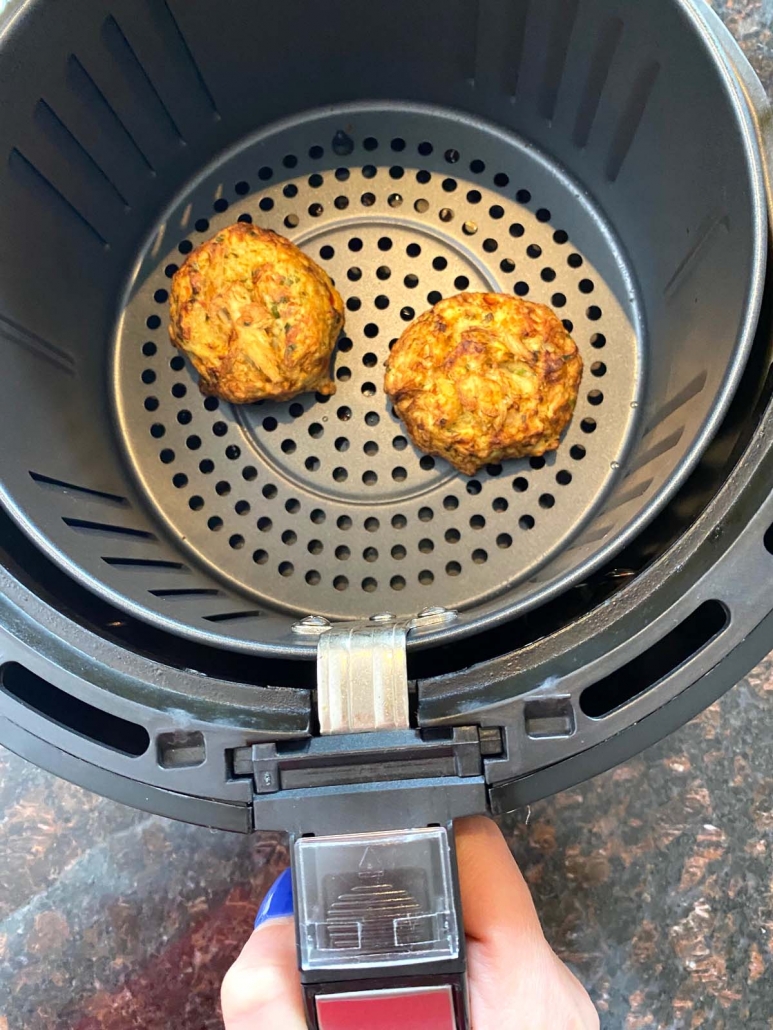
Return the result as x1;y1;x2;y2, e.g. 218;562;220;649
221;816;599;1029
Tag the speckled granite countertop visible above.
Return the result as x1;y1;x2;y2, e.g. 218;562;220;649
1;2;773;1028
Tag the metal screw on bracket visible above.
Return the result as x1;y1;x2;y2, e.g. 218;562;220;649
417;606;457;620
411;606;460;631
292;615;332;636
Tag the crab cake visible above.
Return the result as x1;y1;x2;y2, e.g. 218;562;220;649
384;293;583;475
168;223;344;404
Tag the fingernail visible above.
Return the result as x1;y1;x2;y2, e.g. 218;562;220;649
254;868;293;929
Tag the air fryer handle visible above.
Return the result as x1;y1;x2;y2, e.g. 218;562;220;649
292;825;470;1030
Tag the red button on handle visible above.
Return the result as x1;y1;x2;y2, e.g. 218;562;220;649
316;985;457;1030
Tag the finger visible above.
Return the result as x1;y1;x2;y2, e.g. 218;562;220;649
455;815;545;950
455;815;598;1029
221;917;306;1030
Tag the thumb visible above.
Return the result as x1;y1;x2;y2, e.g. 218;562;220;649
221;872;306;1030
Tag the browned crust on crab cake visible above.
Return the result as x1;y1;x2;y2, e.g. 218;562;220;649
169;223;344;404
384;292;583;475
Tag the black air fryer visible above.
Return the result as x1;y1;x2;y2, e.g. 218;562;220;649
0;0;771;1025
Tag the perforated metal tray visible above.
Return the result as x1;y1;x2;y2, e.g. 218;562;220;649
114;104;641;624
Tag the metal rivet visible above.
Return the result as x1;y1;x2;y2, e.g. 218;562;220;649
410;606;460;631
370;612;396;622
418;605;456;620
292;615;331;635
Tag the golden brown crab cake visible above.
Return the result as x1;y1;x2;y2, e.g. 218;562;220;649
168;223;344;404
384;292;583;475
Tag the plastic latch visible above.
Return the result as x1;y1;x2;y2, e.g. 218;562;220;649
294;827;460;972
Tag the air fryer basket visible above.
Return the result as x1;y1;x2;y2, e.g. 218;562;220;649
0;0;765;659
0;0;772;837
